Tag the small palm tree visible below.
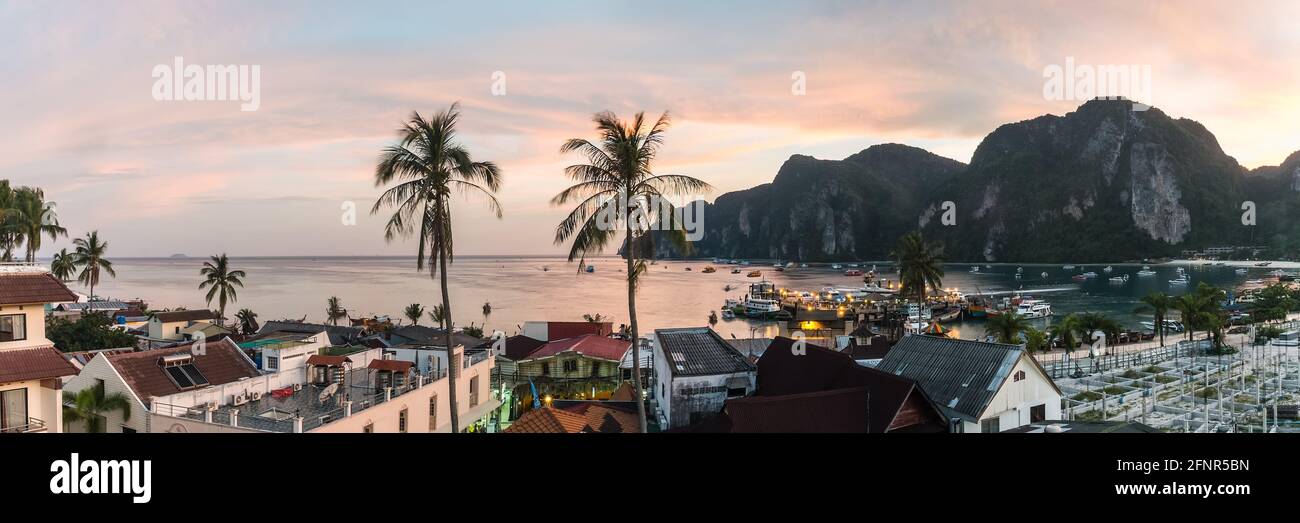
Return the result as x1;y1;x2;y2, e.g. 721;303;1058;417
198;254;245;327
1073;312;1122;356
583;313;606;323
14;187;66;263
235;308;259;335
326;296;347;326
428;304;447;329
63;387;132;433
404;303;425;326
72;231;115;299
552;110;711;433
1023;326;1049;353
892;231;945;305
1048;314;1082;355
985;312;1030;344
372;103;503;434
50;248;77;281
1135;292;1171;345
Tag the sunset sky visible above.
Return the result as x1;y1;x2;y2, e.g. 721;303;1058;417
3;0;1298;257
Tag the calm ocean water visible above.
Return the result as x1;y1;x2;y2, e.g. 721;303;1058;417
79;257;1259;341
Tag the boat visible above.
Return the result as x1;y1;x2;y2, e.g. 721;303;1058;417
722;298;741;309
1063;264;1076;270
585;265;595;273
1141;319;1185;332
701;266;716;273
799;263;809;268
746;270;762;278
685;267;692;271
1108;274;1129;284
731;268;742;274
1168;275;1189;285
932;306;962;323
1137;268;1157;276
720;309;736;320
831;264;843;270
1013;299;1052;319
785;262;795;268
1272;331;1300;347
969;266;980;273
1040;272;1049;278
1103;265;1114;273
1072;274;1087;282
743;298;781;318
774;266;785;272
1256;262;1272;267
844;269;863;276
1235;268;1248;275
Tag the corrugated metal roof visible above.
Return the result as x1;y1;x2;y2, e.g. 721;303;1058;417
655;327;756;377
875;334;1025;422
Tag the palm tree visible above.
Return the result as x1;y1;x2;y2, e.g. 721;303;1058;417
427;304;447;329
235;308;259;335
1023;326;1049;353
0;181;21;261
985;312;1030;344
72;231;115;299
50;248;77;282
198;254;245;326
325;296;347;326
62;386;131;433
1072;312;1121;355
13;187;66;262
404;303;425;325
1135;292;1172;346
371;103;503;435
892;231;945;305
551;110;712;433
1048;314;1082;354
583;313;606;323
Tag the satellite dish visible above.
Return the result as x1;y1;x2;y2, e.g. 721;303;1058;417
318;382;339;403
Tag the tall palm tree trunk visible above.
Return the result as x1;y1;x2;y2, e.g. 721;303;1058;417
626;219;648;433
440;250;460;433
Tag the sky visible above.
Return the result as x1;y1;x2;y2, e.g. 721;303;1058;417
2;0;1298;258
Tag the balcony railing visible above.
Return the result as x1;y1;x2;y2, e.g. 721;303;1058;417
0;417;48;433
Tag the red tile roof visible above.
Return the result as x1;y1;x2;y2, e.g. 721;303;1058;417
105;339;260;401
544;321;613;341
152;310;220;323
504;406;592;433
0;272;78;306
305;355;350;366
521;334;629;362
609;381;637;401
0;346;79;383
556;402;639;433
725;387;871;433
367;359;414;373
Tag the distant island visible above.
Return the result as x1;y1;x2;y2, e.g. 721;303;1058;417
169;254;189;258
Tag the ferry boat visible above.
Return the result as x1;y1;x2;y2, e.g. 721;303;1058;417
1013;299;1052;319
743;298;781;318
1141;319;1185;332
1272;331;1300;347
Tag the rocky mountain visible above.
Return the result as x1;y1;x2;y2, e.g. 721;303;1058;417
669;99;1299;263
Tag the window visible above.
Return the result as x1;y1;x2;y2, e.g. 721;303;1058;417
469;376;479;407
1030;404;1046;423
541;363;550;376
1013;370;1026;382
398;408;408;433
265;356;279;371
980;418;1000;434
727;387;747;398
122;427;137;434
0;314;26;342
563;360;578;373
591;362;601;376
428;395;438;431
1;388;28;432
175;326;181;334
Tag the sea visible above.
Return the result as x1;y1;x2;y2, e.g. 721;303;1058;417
79;256;1264;341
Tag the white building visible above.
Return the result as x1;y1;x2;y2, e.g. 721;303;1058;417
875;334;1063;433
652;327;757;430
146;309;222;341
0;264;81;433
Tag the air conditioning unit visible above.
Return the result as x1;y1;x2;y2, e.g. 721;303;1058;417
233;393;249;406
250;391;263;401
205;401;219;411
292;383;303;392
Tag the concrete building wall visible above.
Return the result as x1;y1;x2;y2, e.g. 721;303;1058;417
63;354;148;433
0;301;52;351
